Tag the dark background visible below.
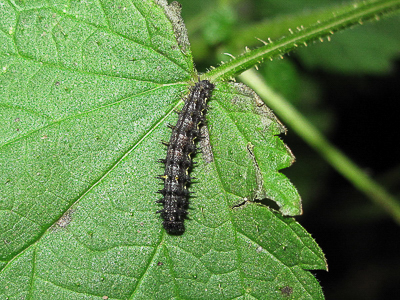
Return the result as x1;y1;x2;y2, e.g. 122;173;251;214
288;61;400;300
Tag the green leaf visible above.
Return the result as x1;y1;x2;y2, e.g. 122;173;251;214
0;0;328;299
208;82;302;216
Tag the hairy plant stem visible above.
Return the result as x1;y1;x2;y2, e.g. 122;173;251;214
206;0;400;82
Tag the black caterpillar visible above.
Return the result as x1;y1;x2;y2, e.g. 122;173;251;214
157;80;215;234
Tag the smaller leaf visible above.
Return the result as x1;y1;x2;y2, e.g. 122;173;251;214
209;82;302;216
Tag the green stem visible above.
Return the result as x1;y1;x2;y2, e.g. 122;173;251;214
240;69;400;225
206;0;400;82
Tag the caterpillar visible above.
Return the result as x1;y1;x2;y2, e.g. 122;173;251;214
157;80;214;234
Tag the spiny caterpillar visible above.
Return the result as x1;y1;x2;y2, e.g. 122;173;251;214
157;80;214;234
